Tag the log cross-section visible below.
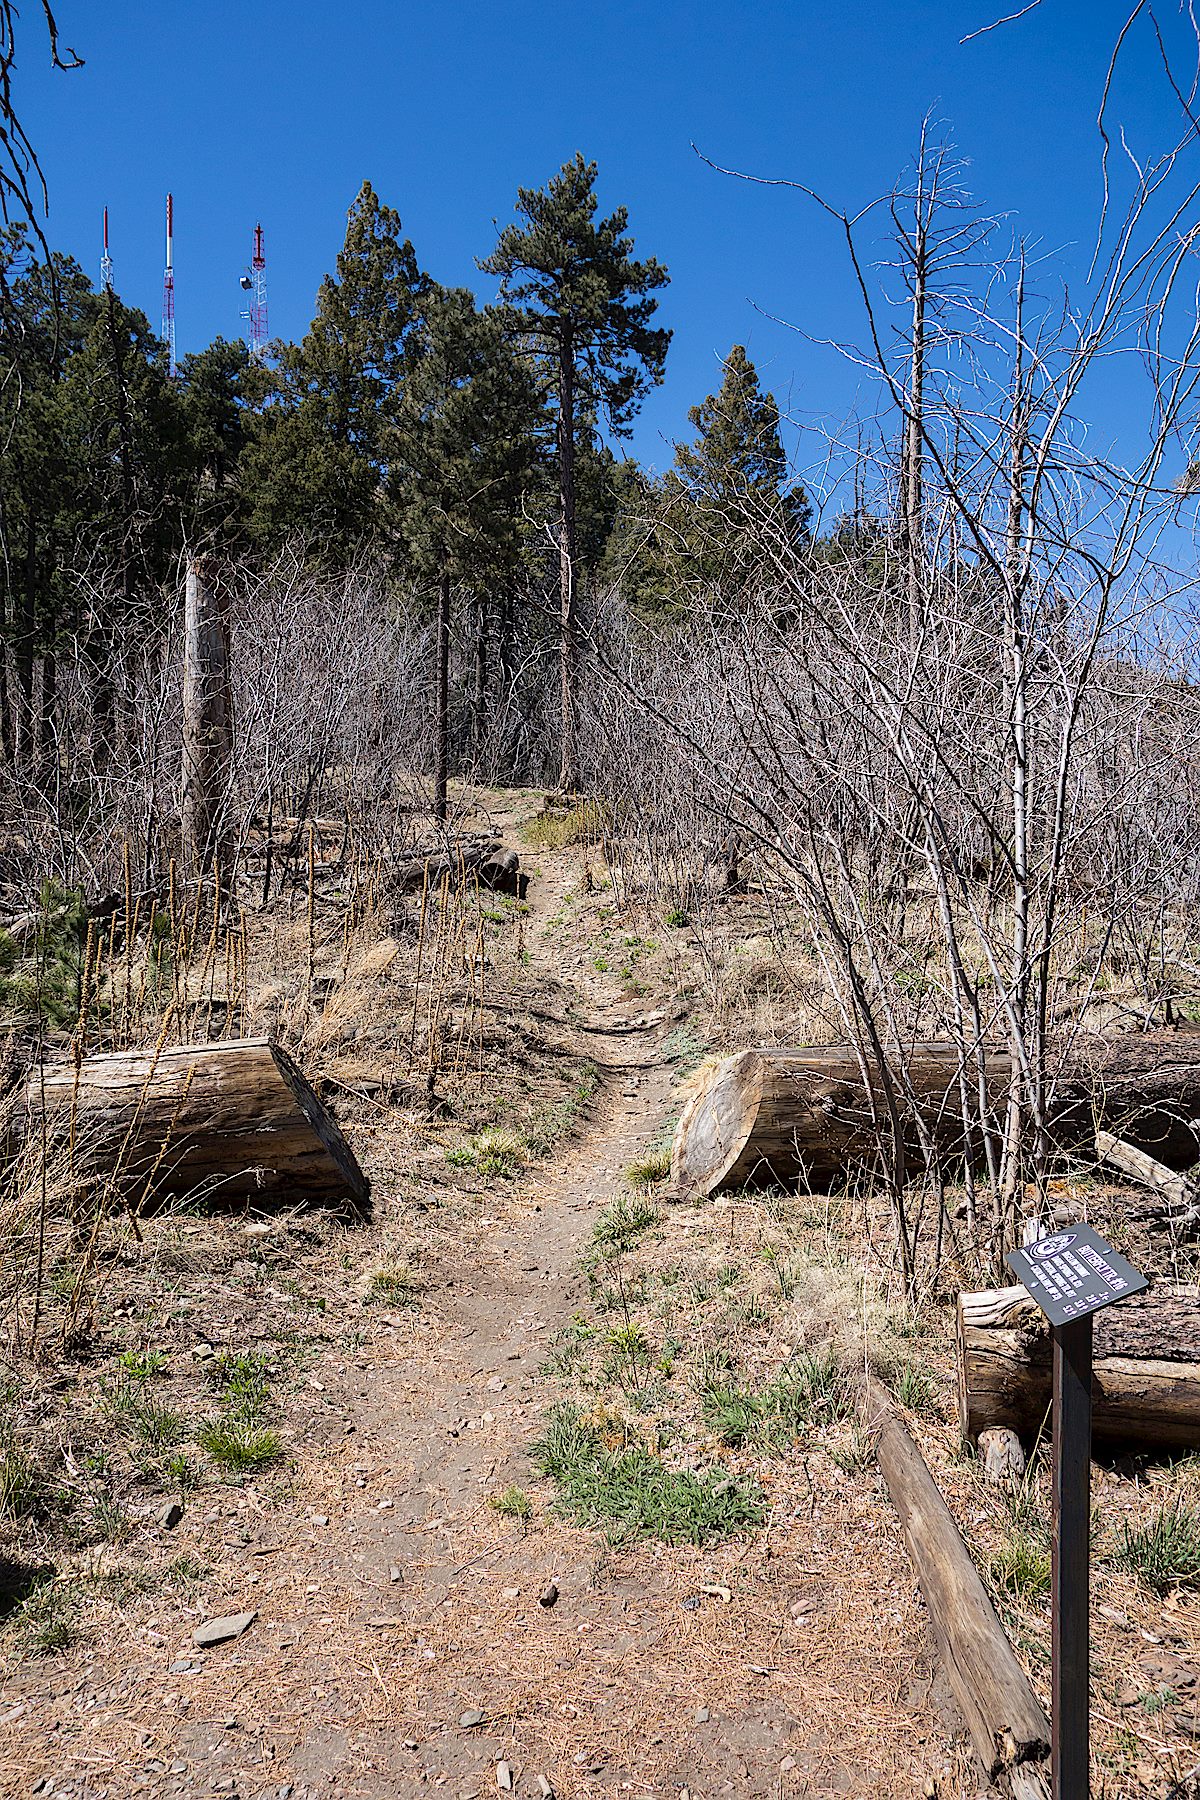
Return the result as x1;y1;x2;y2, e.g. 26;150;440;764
21;1037;369;1210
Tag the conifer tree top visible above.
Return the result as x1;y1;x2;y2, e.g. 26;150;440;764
480;152;670;436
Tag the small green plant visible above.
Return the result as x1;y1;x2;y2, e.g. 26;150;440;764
117;1348;168;1381
701;1349;850;1452
0;880;89;1028
590;1196;660;1258
208;1350;271;1407
624;1146;672;1188
701;1383;763;1448
524;1064;599;1157
14;1579;74;1655
489;1485;533;1525
100;1369;185;1449
472;1127;529;1180
165;1453;198;1494
199;1350;280;1473
532;1405;764;1546
0;1440;44;1520
92;1495;133;1543
165;1553;210;1585
367;1261;418;1305
541;1314;597;1379
196;1417;282;1473
891;1363;938;1416
760;1244;798;1299
1113;1498;1200;1592
663;906;690;929
988;1527;1052;1601
445;1146;475;1169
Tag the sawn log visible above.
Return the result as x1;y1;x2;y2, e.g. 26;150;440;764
20;1037;369;1209
671;1035;1200;1197
862;1374;1051;1791
957;1282;1200;1448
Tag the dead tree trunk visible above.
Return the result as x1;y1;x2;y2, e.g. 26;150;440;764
181;555;232;876
957;1283;1200;1448
434;568;451;826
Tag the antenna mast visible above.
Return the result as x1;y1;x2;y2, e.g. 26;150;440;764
240;222;268;360
100;206;114;293
161;192;176;378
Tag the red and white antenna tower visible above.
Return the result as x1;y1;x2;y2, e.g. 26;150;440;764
239;222;268;360
100;206;114;293
161;193;176;378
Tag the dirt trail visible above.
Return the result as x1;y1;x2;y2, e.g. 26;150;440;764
3;851;956;1800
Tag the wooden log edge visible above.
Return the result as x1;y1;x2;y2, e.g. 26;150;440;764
859;1373;1051;1788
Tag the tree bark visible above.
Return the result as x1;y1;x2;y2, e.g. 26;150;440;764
434;567;450;824
670;1035;1200;1198
472;588;488;763
17;1036;370;1209
181;554;232;876
957;1282;1200;1448
556;328;579;793
862;1374;1051;1788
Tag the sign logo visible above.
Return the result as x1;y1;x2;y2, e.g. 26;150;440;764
1030;1232;1076;1259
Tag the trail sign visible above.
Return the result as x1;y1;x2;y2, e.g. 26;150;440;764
1005;1223;1148;1800
1005;1222;1147;1327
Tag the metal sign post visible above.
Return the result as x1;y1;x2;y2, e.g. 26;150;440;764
1005;1223;1148;1800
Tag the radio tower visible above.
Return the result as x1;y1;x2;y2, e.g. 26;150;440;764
161;193;176;378
239;222;268;360
100;206;114;293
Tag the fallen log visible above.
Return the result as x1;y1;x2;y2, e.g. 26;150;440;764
1095;1129;1200;1236
957;1282;1200;1448
388;837;511;894
19;1037;369;1210
862;1374;1051;1792
670;1035;1200;1197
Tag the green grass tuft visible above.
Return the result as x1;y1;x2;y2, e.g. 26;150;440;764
531;1404;764;1545
1113;1498;1200;1592
590;1195;660;1257
624;1146;672;1188
521;801;611;850
988;1527;1052;1601
489;1485;533;1524
196;1417;282;1473
701;1348;851;1452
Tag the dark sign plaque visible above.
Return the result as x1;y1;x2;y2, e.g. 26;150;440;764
1004;1220;1147;1328
1005;1220;1148;1799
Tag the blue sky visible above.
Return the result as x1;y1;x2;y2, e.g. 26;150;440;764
17;1;1193;504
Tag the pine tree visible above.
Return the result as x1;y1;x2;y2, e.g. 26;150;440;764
676;343;808;527
244;181;426;560
391;286;544;820
668;345;809;596
480;154;669;789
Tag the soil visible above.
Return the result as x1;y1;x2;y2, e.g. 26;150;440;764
1;795;1196;1800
